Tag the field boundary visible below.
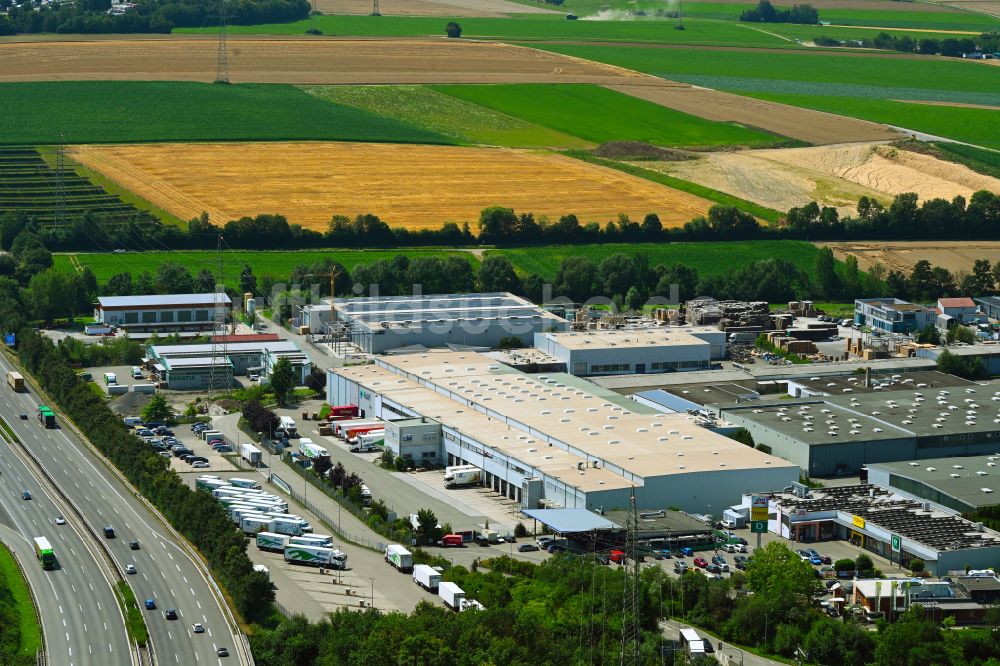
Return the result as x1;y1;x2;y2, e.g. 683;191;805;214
564;149;782;222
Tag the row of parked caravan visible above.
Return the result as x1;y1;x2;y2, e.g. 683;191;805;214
195;475;313;537
384;544;485;612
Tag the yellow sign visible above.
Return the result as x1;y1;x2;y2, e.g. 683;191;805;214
751;496;769;521
852;515;865;529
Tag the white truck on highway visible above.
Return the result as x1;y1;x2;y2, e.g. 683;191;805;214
443;465;482;488
284;545;347;569
256;532;291;552
384;544;413;573
438;581;465;611
240;443;263;466
298;438;329;460
412;564;441;592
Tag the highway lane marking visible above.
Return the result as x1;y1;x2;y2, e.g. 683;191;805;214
59;605;63;614
70;547;77;557
88;582;93;591
176;564;181;572
183;576;188;583
190;587;195;596
168;552;174;560
197;601;202;609
175;654;179;663
63;618;67;627
78;603;83;613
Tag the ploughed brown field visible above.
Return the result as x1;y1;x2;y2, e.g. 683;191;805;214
821;241;1000;274
69;142;715;230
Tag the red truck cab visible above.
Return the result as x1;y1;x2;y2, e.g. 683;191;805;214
441;534;463;547
609;549;626;564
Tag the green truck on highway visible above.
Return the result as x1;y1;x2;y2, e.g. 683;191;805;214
37;406;55;428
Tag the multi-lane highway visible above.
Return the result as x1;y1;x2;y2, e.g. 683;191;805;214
0;353;246;665
0;436;131;665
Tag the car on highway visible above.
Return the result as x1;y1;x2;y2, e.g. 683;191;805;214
129;540;140;550
165;609;178;620
217;647;229;657
21;490;31;500
693;557;708;568
54;516;65;525
125;564;137;574
192;623;205;634
145;599;156;610
518;544;539;552
103;526;115;538
19;412;27;420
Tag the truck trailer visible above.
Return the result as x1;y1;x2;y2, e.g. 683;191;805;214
350;431;385;452
298;438;329;460
36;406;55;429
229;477;262;490
327;404;359;420
269;517;304;536
240;443;263;467
256;532;290;552
384;544;413;573
240;516;272;535
278;416;297;437
412;564;441;592
103;372;117;386
438;582;465;611
6;371;24;392
443;465;481;488
284;545;347;569
333;419;380;438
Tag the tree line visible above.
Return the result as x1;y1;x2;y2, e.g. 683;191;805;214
0;0;309;35
6;189;1000;255
0;289;276;625
815;30;1000;58
741;0;819;24
250;541;1000;666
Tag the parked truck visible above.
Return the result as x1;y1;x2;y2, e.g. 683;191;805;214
290;535;332;548
240;516;272;535
6;371;24;392
385;544;413;573
350;431;385;453
196;478;226;492
283;545;347;569
269;517;304;536
298;438;329;460
240;443;263;467
229;477;262;490
278;416;297;437
412;564;441;593
360;484;372;507
327;404;359;420
334;419;380;439
438;582;465;611
256;532;290;552
443;465;481;488
103;372;117;386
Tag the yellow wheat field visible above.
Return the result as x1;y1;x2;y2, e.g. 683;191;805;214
70;142;714;231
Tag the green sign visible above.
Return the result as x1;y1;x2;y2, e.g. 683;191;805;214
891;534;901;553
750;520;767;533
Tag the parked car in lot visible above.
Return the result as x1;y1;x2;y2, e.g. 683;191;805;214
192;461;210;469
680;547;694;557
693;557;708;568
724;543;747;553
674;562;688;574
517;544;539;552
796;549;812;561
705;563;722;574
213;446;233;453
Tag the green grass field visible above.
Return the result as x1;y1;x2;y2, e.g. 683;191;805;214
491;240;822;280
0;543;42;661
54;249;481;284
747;92;1000;149
301;85;590;148
435;83;786;147
0;82;450;145
178;14;793;46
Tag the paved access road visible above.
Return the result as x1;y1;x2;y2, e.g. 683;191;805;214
0;354;244;666
0;440;131;665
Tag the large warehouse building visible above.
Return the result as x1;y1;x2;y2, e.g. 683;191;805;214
867;455;1000;515
533;327;726;376
327;292;567;353
327;351;798;514
95;293;231;332
148;340;312;389
719;381;1000;476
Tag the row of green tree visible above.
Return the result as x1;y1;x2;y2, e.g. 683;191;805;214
249;541;1000;666
740;0;819;24
815;31;1000;58
8;188;1000;254
0;0;309;35
0;290;275;624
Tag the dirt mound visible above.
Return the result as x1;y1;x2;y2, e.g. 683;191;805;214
110;391;150;417
71;141;715;231
592;141;695;161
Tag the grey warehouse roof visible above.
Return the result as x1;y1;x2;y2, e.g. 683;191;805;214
333;292;563;331
150;341;300;356
97;293;231;307
869;455;1000;510
521;508;619;533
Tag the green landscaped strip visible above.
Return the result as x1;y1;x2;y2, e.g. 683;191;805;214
928;141;1000;179
176;14;791;46
745;93;1000;149
300;85;591;148
434;83;785;148
565;150;782;222
54;249;480;284
0;542;43;659
535;43;1000;94
491;240;823;280
0;82;450;145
